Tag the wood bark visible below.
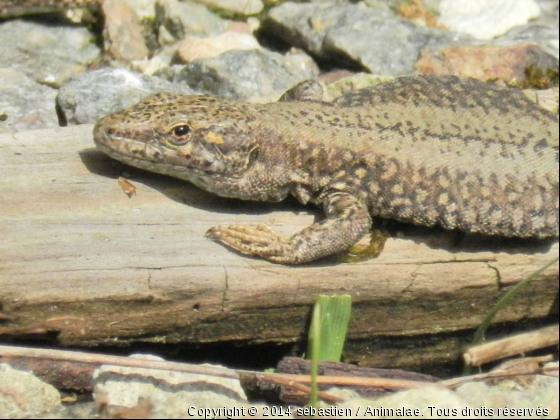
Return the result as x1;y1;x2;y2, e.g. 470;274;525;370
0;125;558;369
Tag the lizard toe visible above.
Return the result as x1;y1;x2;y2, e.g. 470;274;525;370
206;225;292;259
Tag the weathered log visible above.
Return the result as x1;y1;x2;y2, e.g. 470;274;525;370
0;125;557;369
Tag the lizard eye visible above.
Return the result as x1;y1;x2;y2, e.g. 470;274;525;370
169;124;192;145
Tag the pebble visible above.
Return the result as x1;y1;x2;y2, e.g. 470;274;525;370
157;0;229;42
177;31;261;63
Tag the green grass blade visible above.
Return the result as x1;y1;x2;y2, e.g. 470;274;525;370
307;295;352;410
308;295;353;363
308;301;321;410
464;256;559;374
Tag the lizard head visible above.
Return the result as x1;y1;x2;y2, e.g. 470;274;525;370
93;92;260;187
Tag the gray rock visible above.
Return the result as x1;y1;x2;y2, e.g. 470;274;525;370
263;2;459;76
156;0;229;42
0;68;59;133
0;19;101;88
0;363;60;418
156;48;319;101
57;68;197;125
497;0;559;58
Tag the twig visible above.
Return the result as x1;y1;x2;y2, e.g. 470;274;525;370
464;325;559;367
0;344;443;399
442;365;558;388
259;373;344;404
1;344;556;403
271;374;446;389
0;345;238;379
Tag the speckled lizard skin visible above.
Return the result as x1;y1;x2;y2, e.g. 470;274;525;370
93;76;559;264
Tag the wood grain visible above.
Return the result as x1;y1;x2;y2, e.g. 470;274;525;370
0;125;557;368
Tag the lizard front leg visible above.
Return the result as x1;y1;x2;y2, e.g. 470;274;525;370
206;192;372;264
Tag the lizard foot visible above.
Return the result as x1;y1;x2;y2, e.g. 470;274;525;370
206;225;293;261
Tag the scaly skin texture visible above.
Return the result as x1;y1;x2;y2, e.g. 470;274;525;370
93;76;559;264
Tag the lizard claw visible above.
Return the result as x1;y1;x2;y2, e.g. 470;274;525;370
206;225;292;260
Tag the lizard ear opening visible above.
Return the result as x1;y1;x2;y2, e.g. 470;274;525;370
247;145;259;167
169;124;192;145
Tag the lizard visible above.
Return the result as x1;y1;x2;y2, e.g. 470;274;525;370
93;76;559;264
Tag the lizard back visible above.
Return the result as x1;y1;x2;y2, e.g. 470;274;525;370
257;77;559;238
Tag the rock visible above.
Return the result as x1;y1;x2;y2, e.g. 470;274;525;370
0;1;95;20
339;374;559;418
93;356;247;418
497;0;559;59
263;1;458;76
0;19;100;88
193;0;263;15
226;20;254;34
177;32;261;63
37;402;100;419
0;68;59;133
131;45;175;75
439;0;541;40
398;0;446;29
364;0;442;13
455;375;559;418
157;48;319;101
121;0;157;20
0;363;60;418
341;387;469;418
57;68;197;125
360;0;392;12
317;69;355;86
523;87;559;114
102;0;150;62
156;0;229;42
415;44;559;83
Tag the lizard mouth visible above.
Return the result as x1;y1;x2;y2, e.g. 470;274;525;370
93;128;220;181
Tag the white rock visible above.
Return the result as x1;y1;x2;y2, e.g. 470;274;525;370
439;0;541;40
0;364;60;418
93;359;246;418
